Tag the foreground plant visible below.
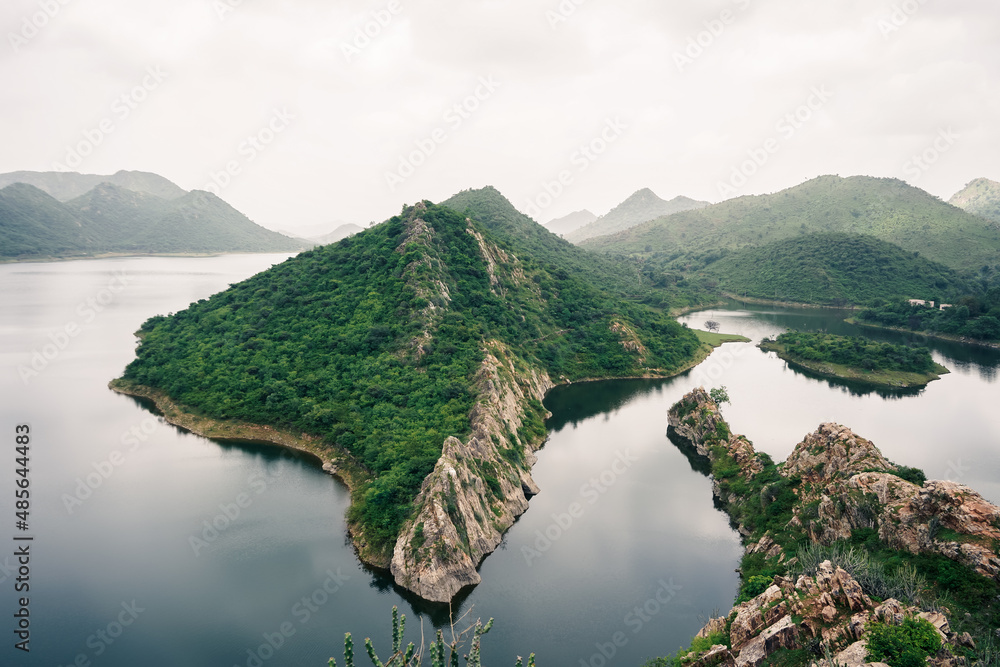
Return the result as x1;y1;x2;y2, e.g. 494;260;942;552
329;606;535;667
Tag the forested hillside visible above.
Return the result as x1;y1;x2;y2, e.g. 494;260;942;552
705;233;969;305
582;175;1000;272
117;199;703;556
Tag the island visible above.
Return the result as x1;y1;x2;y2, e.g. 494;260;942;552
759;331;949;388
109;188;725;604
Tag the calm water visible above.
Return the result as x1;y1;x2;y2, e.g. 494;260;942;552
1;258;998;667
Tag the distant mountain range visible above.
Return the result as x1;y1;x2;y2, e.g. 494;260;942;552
0;169;186;201
544;209;597;236
583;175;1000;273
565;188;709;243
949;177;1000;226
0;170;302;259
311;223;364;245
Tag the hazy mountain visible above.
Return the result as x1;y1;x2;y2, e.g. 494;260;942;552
583;175;1000;272
0;169;187;201
0;182;302;258
544;209;597;236
949;177;1000;226
565;188;710;243
311;223;364;245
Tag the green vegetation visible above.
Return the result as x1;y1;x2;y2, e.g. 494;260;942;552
120;196;703;558
858;296;1000;343
693;330;751;346
703;233;969;306
644;630;730;667
0;180;301;259
329;606;532;667
583;175;1000;272
443;186;714;313
760;332;948;388
709;386;731;406
865;617;942;667
949;177;1000;226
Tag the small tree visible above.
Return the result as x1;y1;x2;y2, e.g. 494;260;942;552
704;320;720;332
709;386;730;406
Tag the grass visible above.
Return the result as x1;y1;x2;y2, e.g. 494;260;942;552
759;340;949;388
693;329;752;346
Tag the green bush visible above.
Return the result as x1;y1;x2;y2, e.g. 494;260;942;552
736;575;773;604
865;617;941;667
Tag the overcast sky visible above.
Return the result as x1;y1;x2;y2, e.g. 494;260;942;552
1;0;998;236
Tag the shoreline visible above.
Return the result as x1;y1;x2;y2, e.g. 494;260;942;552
2;250;301;265
720;292;860;310
758;340;949;388
108;332;740;593
846;318;1000;351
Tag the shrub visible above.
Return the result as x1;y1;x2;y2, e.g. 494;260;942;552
736;575;774;604
865;616;941;667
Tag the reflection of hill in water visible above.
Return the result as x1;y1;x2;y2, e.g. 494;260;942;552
761;353;926;400
543;376;681;432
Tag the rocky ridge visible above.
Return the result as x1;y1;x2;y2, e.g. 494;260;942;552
390;341;553;602
666;388;1000;666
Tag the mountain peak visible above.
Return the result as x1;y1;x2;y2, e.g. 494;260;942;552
565;188;710;243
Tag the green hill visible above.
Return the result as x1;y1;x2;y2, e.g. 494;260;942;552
949;177;1000;226
705;233;969;305
442;186;710;311
113;197;703;582
582;175;1000;272
565;188;709;243
0;181;302;259
0;169;187;201
0;184;93;256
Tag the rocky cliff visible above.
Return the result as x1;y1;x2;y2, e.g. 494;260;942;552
390;341;553;602
665;388;998;666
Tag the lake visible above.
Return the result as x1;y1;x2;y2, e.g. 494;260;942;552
1;256;998;667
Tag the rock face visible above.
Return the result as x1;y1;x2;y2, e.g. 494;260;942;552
390;341;553;602
689;561;958;667
667;388;996;667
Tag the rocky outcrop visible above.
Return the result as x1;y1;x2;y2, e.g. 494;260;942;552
667;388;997;667
390;341;554;602
687;562;961;667
782;423;895;482
667;387;763;480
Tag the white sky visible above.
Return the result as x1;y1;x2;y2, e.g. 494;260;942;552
1;0;998;235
